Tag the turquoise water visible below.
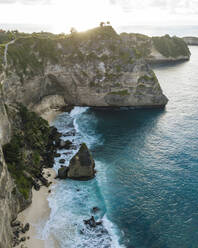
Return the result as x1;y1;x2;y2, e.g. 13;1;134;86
43;46;198;248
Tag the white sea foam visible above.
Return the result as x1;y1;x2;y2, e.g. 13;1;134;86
70;106;89;118
41;106;124;248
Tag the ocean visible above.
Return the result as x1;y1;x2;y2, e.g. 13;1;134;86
41;45;198;248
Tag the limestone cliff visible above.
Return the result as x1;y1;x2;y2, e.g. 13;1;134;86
1;26;168;109
0;26;169;248
121;33;191;63
183;37;198;46
0;101;57;248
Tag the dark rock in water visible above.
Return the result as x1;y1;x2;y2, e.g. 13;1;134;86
70;144;78;150
59;159;65;164
63;130;76;137
58;140;73;149
58;166;69;179
92;207;100;213
67;143;95;180
54;153;61;157
79;229;84;234
63;151;73;155
83;216;102;228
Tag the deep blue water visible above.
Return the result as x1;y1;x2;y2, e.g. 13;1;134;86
43;46;198;248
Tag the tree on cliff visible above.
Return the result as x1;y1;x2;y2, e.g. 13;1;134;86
70;27;77;34
100;22;105;27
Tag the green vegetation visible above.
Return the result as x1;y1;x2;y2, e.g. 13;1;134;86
108;90;130;96
121;32;149;41
152;35;190;58
7;37;60;79
2;104;51;199
138;72;158;84
68;26;118;43
0;31;15;44
114;83;121;87
0;44;5;72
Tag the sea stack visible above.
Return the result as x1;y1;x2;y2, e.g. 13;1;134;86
67;143;95;180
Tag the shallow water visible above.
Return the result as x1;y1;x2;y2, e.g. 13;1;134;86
43;46;198;248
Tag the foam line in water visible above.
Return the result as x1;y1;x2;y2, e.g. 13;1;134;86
42;106;124;248
70;106;89;118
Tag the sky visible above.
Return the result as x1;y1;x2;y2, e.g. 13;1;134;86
0;0;198;35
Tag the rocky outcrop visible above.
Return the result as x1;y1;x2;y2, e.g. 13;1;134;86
121;33;191;63
0;146;20;248
1;26;168;109
58;166;69;179
0;26;170;248
183;37;198;46
67;143;95;180
0;102;59;248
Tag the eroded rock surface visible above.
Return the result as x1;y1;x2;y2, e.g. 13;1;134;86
1;26;168;109
67;143;95;180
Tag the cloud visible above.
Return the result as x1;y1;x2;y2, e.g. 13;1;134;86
0;0;51;4
109;0;198;14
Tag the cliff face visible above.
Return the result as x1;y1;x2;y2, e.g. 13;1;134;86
0;97;18;248
183;37;198;46
121;33;191;63
0;99;56;248
1;26;168;109
0;26;169;248
0;146;18;248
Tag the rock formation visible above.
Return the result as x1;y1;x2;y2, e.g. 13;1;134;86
58;166;69;179
121;33;191;63
1;26;168;109
183;37;198;46
0;25;173;247
0;103;59;248
67;143;95;180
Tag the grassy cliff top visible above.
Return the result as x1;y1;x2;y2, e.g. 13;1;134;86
152;35;191;58
0;26;191;76
120;32;191;59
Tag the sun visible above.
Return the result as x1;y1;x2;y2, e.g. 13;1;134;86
49;0;115;33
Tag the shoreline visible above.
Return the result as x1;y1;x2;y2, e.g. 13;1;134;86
16;168;56;248
15;109;60;248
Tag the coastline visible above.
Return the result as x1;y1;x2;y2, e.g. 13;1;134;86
15;109;60;248
16;168;56;248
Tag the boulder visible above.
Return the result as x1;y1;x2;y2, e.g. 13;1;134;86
92;207;100;213
67;143;95;180
54;153;61;157
59;159;65;164
23;223;30;232
58;166;69;179
83;216;102;228
11;220;21;227
58;140;73;149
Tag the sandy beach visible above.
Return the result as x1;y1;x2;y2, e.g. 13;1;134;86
16;168;56;248
41;109;62;124
15;111;60;248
